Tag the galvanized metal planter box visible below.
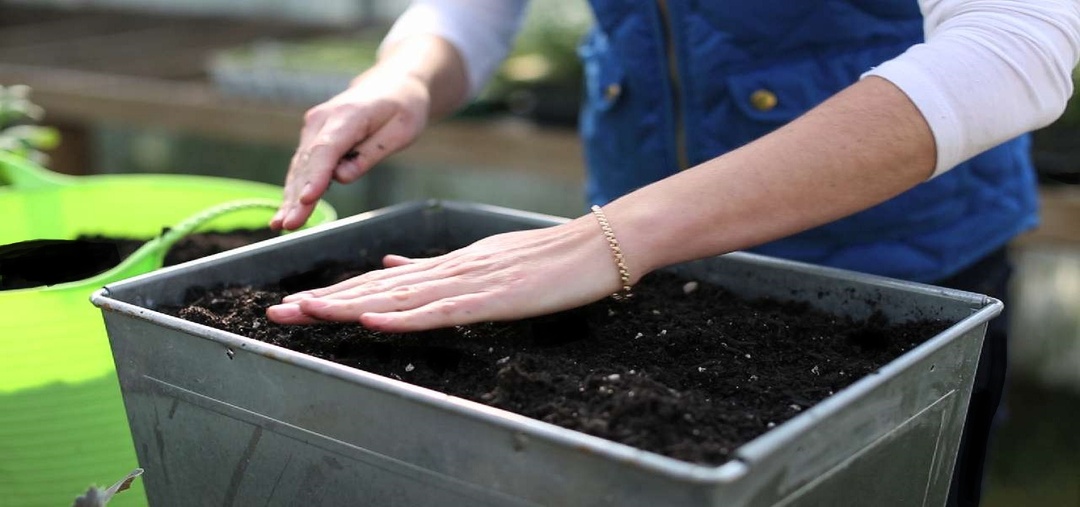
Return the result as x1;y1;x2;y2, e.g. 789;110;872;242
92;201;1001;507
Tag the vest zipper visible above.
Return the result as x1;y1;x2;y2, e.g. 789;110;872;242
656;0;689;170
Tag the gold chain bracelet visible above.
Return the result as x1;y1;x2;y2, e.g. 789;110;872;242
590;205;633;299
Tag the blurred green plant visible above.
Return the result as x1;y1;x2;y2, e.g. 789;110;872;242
477;0;593;124
1054;66;1080;128
483;0;591;97
0;84;61;164
212;36;381;74
1030;66;1080;185
498;0;592;86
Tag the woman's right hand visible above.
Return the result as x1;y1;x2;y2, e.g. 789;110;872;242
271;68;432;230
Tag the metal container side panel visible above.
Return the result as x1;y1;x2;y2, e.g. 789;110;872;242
102;313;529;507
734;324;986;507
658;258;994;506
101;312;727;507
101;304;984;507
95;201;1000;506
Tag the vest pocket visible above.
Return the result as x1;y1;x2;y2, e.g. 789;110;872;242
718;50;972;241
719;45;905;147
578;29;625;113
724;58;838;135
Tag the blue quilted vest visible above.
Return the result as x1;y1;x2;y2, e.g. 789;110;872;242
578;0;1039;283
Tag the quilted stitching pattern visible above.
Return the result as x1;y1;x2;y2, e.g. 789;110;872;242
581;0;1039;282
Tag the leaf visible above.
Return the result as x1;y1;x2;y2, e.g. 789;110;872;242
3;125;61;150
69;468;143;507
102;468;143;497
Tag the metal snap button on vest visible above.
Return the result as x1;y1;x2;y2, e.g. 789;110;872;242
750;89;778;111
604;83;622;101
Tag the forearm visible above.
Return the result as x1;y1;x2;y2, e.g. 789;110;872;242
361;35;470;120
606;76;935;279
606;0;1080;281
378;0;528;101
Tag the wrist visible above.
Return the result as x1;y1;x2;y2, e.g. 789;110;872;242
577;206;654;291
596;200;672;283
589;205;633;297
370;35;469;118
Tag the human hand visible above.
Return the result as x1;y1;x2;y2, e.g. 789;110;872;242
271;70;431;230
266;218;629;332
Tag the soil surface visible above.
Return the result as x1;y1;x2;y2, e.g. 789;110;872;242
0;229;278;290
161;229;280;267
165;259;951;466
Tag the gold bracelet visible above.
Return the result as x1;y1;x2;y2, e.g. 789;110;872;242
590;205;633;299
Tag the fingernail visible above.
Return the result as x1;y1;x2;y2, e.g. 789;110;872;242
284;209;301;229
301;182;313;198
339;165;360;181
267;303;301;319
382;254;413;268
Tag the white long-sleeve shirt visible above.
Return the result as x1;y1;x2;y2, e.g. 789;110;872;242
381;0;1080;177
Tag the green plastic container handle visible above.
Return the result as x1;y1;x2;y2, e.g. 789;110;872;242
0;150;75;189
91;198;285;288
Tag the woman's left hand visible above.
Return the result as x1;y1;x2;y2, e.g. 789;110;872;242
266;217;627;332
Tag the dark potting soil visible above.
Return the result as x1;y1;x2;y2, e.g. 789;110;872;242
160;229;280;267
0;229;278;290
164;258;952;466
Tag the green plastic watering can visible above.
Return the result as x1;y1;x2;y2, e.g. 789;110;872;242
0;152;337;507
